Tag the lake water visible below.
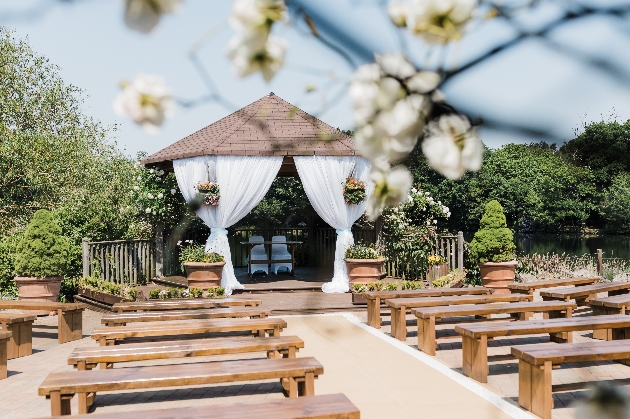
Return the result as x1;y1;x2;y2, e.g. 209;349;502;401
514;235;630;260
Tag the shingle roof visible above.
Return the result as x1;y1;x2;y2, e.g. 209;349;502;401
141;93;356;168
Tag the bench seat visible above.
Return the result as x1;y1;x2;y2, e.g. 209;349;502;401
455;314;630;383
412;301;576;355
539;281;630;304
101;307;271;326
0;301;84;343
590;294;630;339
91;317;287;346
365;287;491;329
386;294;532;341
512;340;630;419
0;331;11;379
111;298;261;313
507;277;599;295
69;335;305;370
0;314;35;359
33;393;359;419
39;357;324;415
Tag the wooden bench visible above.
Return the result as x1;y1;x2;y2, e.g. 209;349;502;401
508;277;599;295
0;314;35;359
39;357;324;415
33;393;360;419
413;301;576;355
365;287;491;329
0;301;84;343
0;331;11;379
386;294;533;341
590;294;630;340
455;314;630;383
539;281;630;305
111;298;261;313
512;340;630;419
91;317;288;346
69;335;305;370
101;307;271;326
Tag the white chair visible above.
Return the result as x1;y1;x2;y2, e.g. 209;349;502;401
271;235;293;274
248;236;268;275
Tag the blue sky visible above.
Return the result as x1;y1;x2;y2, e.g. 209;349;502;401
3;0;630;158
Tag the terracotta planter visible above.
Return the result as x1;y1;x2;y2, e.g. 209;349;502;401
184;261;226;290
427;263;450;281
345;258;386;284
14;276;62;315
478;261;518;294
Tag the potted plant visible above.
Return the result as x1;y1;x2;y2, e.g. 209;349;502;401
179;243;226;290
469;200;517;294
427;254;449;282
345;243;386;303
13;209;70;305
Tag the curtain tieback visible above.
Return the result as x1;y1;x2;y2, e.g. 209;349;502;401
336;229;351;235
210;227;228;236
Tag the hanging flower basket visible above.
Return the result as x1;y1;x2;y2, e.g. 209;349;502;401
343;176;366;205
196;181;220;206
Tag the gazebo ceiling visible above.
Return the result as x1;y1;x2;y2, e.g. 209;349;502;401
141;93;356;174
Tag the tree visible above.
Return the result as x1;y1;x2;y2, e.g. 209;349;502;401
601;174;630;234
469;200;516;263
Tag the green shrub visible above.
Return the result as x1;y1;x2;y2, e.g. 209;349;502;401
178;242;224;273
401;280;423;290
345;243;382;259
78;276;136;300
432;275;451;288
205;286;226;298
469;201;516;263
0;233;20;298
14;210;70;277
351;281;398;293
148;288;161;299
190;288;203;298
59;277;78;302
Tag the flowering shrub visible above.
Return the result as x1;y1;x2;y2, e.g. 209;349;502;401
196;181;220;206
427;255;446;265
345;243;382;260
343;177;366;205
351;281;398;293
178;242;225;272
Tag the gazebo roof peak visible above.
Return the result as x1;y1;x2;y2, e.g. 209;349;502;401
141;93;356;169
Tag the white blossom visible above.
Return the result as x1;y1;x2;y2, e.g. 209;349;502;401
157;193;164;199
366;166;413;220
133;185;140;191
124;0;182;34
147;193;154;199
422;114;484;180
405;0;477;44
171;189;176;195
177;240;182;246
137;176;142;181
388;1;408;27
227;34;286;82
149;169;154;173
158;170;165;176
229;0;287;34
152;211;156;215
145;207;151;213
113;74;175;133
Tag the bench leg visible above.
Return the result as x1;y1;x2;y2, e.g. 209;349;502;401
58;309;83;344
547;310;572;343
391;307;407;341
0;339;7;379
367;298;381;329
288;376;298;398
529;361;553;419
417;316;436;356
462;335;488;382
50;391;72;416
297;372;315;396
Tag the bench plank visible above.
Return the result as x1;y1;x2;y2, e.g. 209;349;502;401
112;298;261;313
39;357;324;415
34;393;359;419
0;314;35;359
512;340;630;419
589;294;630;339
365;287;491;329
69;335;304;369
539;282;630;303
412;301;576;355
0;302;83;344
101;307;271;326
507;277;599;294
456;314;630;383
0;331;11;379
91;317;287;345
386;294;533;341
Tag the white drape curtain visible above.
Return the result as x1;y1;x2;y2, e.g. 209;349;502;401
294;156;373;293
173;155;283;295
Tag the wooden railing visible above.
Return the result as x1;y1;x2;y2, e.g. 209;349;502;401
81;238;155;285
436;232;465;271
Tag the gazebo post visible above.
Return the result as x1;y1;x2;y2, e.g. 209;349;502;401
306;206;316;267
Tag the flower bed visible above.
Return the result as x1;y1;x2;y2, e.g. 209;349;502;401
148;286;226;300
77;276;137;304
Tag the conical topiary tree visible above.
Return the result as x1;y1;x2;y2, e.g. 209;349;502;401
470;200;516;263
14;209;69;277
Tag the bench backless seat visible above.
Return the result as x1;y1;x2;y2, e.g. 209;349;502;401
386;294;533;341
539;282;630;304
412;301;576;355
91;317;288;346
507;277;599;295
39;357;324;415
0;301;84;343
111;298;261;313
0;313;36;359
590;294;630;340
0;331;11;379
365;287;491;328
32;393;359;419
101;307;271;326
69;335;305;370
512;340;630;419
455;314;630;383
